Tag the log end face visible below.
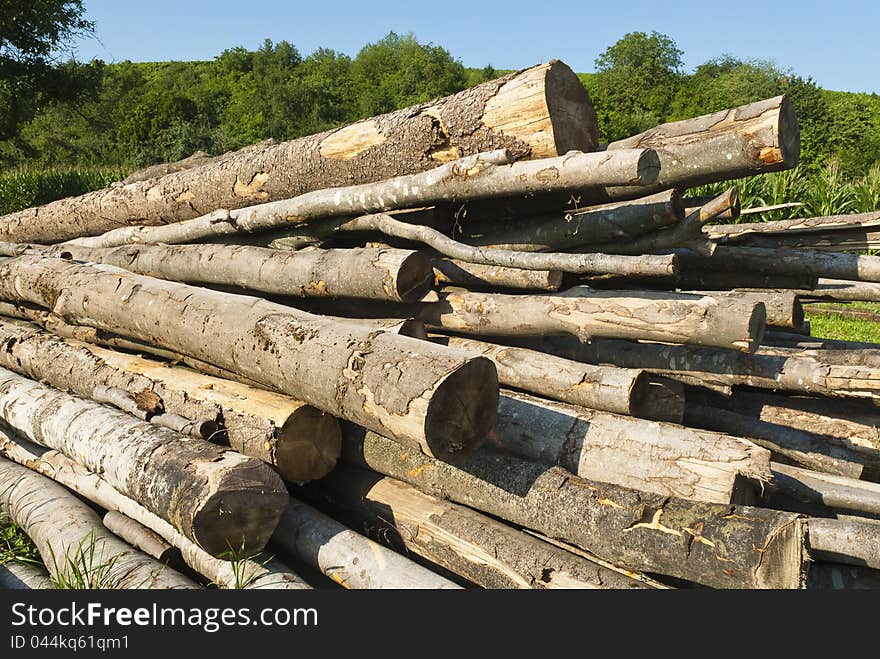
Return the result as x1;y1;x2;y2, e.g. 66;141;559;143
191;461;290;556
756;517;808;589
424;356;499;462
276;408;342;483
544;61;599;155
777;95;801;170
636;149;662;186
395;251;435;304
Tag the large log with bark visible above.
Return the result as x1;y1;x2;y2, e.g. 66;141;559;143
0;62;599;243
0;455;197;589
0;433;310;589
490;389;771;504
705;210;880;242
304;465;653;589
421;288;765;352
807;518;880;570
767;462;880;519
0;319;341;482
0;255;499;461
431;335;649;416
0;366;289;555
342;426;807;589
271;499;460;589
431;258;562;291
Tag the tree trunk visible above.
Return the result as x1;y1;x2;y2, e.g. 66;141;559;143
0;456;198;589
459;189;684;252
0;562;53;589
683;194;740;221
420;288;765;353
581;271;819;294
807;518;880;570
46;244;434;303
122;149;222;184
767;462;880;519
342;426;807;589
304;465;654;589
601;95;799;201
0;62;598;243
431;335;649;416
431;258;563;291
0;433;310;589
705;210;880;242
271;498;460;589
679;290;804;329
0;366;289;556
678;245;880;283
490;389;771;504
684;404;880;481
0;319;342;483
792;278;880;303
0;255;500;462
102;511;183;567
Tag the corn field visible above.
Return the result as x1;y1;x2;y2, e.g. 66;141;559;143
0;169;127;216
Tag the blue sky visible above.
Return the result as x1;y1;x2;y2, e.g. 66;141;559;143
70;1;879;93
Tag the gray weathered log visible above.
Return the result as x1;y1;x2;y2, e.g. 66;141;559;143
807;518;880;569
122;149;219;184
0;455;197;589
304;465;653;589
102;511;182;566
0;255;499;461
0;319;342;482
490;389;770;504
0;365;290;555
342;426;807;589
0;562;53;589
431;334;649;416
705;210;880;242
0;62;599;243
272;498;460;589
421;288;765;352
768;462;880;519
431;258;563;291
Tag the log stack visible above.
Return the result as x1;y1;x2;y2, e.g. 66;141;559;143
0;61;877;590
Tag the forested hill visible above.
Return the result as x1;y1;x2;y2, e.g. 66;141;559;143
2;31;879;179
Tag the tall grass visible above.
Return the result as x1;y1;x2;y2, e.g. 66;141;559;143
0;168;126;215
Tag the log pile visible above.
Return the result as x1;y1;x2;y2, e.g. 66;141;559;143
0;61;878;590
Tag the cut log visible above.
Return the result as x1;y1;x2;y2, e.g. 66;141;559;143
431;334;650;416
272;498;460;589
431;258;563;291
47;244;434;304
639;377;686;424
767;462;880;519
807;518;880;570
705;210;880;242
102;511;182;567
602;95;799;201
0;562;53;589
460;189;684;252
122;149;220;184
794;279;880;303
68;147;659;249
0;319;341;482
581;271;819;294
421;288;765;352
304;465;653;589
490;389;771;504
0;62;598;243
0;365;290;555
683;194;741;221
678;245;880;284
684;404;880;480
0;433;310;589
0;255;499;461
0;455;197;589
342;426;807;589
681;290;804;329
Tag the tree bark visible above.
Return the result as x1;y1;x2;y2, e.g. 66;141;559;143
431;335;649;416
807;518;880;570
705;210;880;242
0;319;342;483
0;255;500;462
683;194;741;221
684;404;880;480
0;365;290;555
680;290;804;329
0;433;310;589
581;271;819;294
304;465;654;589
0;456;197;589
342;426;807;589
767;462;880;519
601;95;799;201
102;511;182;567
45;244;434;304
0;62;598;243
122;149;220;184
460;189;684;252
490;389;771;504
793;278;880;303
0;562;53;589
431;258;563;291
271;498;460;589
420;288;765;352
